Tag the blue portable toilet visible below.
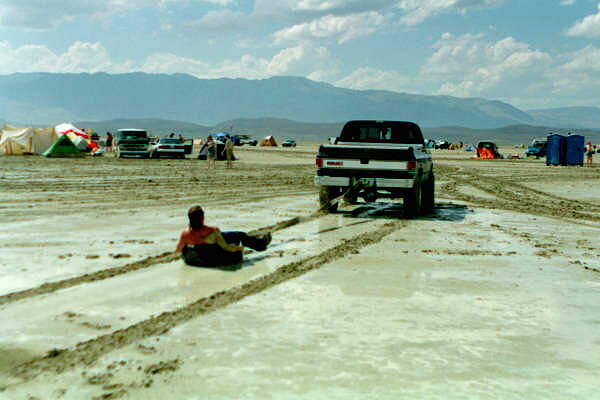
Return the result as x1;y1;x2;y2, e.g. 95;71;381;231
546;134;566;166
565;135;585;166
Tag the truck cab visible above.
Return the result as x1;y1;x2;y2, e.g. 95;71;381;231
115;129;150;158
315;120;434;217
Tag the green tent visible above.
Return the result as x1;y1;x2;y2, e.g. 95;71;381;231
43;135;83;158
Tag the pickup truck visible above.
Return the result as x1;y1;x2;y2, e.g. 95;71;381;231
315;120;434;217
115;129;150;158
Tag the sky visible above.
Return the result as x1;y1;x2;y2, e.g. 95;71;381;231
1;0;599;109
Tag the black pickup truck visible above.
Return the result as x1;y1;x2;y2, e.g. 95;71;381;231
315;120;434;217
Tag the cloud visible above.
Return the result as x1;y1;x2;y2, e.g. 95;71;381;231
0;0;232;29
423;33;551;97
560;0;575;5
396;0;505;26
185;9;248;31
140;43;334;79
272;12;388;45
0;41;131;74
566;3;600;38
254;0;395;17
335;67;415;93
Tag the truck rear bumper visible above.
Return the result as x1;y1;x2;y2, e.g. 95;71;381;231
315;176;413;189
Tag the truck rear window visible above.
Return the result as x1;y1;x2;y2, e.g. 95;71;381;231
338;121;424;144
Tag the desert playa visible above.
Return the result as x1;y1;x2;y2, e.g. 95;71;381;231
1;145;599;399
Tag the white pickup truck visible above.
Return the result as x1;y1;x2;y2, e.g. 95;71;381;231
315;120;434;217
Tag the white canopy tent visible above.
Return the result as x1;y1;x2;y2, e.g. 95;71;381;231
0;125;57;155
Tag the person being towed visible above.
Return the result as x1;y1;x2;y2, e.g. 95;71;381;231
176;206;272;267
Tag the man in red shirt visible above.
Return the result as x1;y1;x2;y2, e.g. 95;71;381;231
177;206;271;267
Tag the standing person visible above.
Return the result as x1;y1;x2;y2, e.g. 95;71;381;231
176;206;272;267
222;137;234;168
206;135;216;169
586;141;594;168
106;132;114;153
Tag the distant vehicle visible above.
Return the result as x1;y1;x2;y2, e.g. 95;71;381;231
149;137;186;159
115;129;151;158
526;139;547;158
477;141;503;159
282;139;297;147
435;140;451;149
236;134;257;146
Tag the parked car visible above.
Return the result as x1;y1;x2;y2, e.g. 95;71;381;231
526;139;547;158
183;138;194;155
115;129;151;158
282;139;297;147
149;137;186;159
236;134;257;146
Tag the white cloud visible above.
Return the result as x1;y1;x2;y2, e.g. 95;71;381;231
273;12;388;45
566;3;600;38
0;41;131;74
185;9;248;30
0;0;233;29
422;33;551;96
140;43;334;79
560;0;575;5
396;0;505;26
335;67;413;92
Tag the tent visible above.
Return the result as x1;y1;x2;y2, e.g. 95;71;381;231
0;125;57;155
259;136;277;146
43;135;83;158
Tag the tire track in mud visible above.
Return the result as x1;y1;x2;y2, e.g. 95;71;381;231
436;164;600;224
12;221;405;381
0;216;309;307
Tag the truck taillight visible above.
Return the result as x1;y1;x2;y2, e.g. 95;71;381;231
316;158;323;168
407;161;417;171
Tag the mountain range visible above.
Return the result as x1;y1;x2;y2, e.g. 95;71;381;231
67;117;599;145
1;72;598;130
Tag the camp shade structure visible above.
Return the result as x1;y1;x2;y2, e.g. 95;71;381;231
0;125;57;155
259;136;277;146
43;134;84;157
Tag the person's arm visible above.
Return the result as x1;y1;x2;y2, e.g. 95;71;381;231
176;231;188;253
213;230;243;252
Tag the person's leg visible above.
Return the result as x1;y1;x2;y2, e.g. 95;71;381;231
220;231;271;250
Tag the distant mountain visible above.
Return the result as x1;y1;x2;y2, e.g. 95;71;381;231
526;107;600;129
75;118;211;137
0;72;544;129
66;117;600;145
423;124;600;145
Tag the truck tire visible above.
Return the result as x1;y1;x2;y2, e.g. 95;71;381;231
319;186;339;213
421;174;435;214
403;182;422;218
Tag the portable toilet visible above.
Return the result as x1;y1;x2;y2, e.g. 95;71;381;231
546;134;566;166
565;135;585;166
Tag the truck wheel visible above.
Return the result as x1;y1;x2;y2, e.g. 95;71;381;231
403;182;422;218
319;187;339;213
421;174;435;214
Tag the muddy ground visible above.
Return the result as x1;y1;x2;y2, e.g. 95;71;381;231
1;145;599;399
